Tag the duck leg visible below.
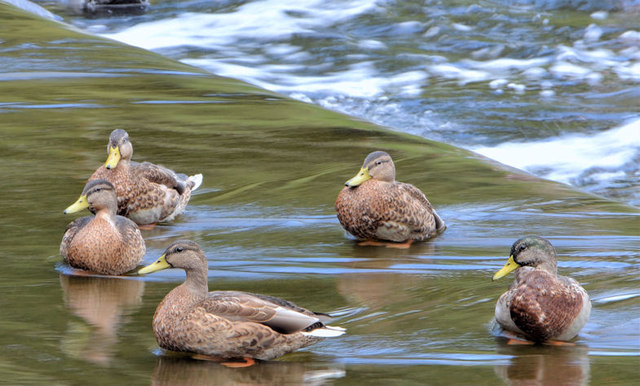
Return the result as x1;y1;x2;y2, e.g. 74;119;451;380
543;340;575;347
192;354;257;368
221;357;256;368
506;338;534;345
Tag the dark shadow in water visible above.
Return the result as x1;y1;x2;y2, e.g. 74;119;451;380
151;354;345;386
493;340;590;386
59;274;145;366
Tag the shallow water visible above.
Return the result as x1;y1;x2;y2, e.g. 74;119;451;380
0;2;639;385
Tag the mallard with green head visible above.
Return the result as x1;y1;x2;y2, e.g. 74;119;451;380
493;236;591;344
89;129;203;226
61;179;145;275
138;240;345;365
335;151;445;248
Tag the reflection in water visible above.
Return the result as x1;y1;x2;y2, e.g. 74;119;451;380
152;355;345;386
59;274;145;366
337;272;418;310
494;344;590;386
345;240;437;260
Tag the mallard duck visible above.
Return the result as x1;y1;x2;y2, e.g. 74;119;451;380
61;179;145;275
138;240;345;364
493;236;591;343
335;151;445;247
89;129;203;225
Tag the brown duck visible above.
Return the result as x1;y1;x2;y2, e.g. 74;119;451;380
89;129;203;225
335;151;445;248
138;240;345;365
493;236;591;344
61;179;145;275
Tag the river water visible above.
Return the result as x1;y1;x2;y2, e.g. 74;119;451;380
0;0;639;385
45;0;640;207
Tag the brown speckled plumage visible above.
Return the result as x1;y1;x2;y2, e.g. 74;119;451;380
88;129;202;225
138;240;345;360
335;151;445;242
61;180;145;275
494;237;591;343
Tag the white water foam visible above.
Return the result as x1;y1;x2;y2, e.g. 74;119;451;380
98;0;640;205
103;0;381;50
473;119;640;192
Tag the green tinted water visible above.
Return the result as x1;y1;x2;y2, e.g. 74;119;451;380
0;3;638;385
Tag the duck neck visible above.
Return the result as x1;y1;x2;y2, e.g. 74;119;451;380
537;259;557;275
183;266;209;299
94;206;117;221
116;158;130;171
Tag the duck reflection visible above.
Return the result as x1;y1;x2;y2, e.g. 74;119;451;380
345;238;437;260
494;343;589;386
59;274;145;366
152;355;345;386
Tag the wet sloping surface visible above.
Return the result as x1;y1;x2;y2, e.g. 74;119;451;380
0;2;638;385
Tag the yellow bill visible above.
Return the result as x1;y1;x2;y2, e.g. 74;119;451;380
492;255;521;281
105;146;121;169
345;167;371;187
64;194;89;214
138;254;172;275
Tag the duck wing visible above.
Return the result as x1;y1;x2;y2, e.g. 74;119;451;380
60;216;91;258
201;291;327;334
393;182;442;230
134;162;186;194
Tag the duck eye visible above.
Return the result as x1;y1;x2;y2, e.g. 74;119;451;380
376;161;382;165
176;247;184;252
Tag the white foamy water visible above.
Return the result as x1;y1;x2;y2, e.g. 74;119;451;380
95;0;640;205
473;119;640;193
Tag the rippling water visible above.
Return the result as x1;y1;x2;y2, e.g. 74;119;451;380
1;1;639;384
42;0;640;206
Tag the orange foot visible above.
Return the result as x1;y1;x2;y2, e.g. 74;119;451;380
543;340;575;347
191;353;225;362
221;357;256;368
358;239;414;249
191;354;257;367
506;338;535;345
138;223;157;230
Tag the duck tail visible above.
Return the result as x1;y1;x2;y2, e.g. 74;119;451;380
433;208;446;232
188;174;203;191
302;325;346;338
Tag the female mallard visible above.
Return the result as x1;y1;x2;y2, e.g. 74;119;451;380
493;236;591;344
61;179;145;275
335;151;445;248
89;129;203;225
138;240;345;365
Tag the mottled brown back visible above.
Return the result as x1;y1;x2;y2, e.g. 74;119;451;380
152;286;321;360
61;215;145;275
89;163;180;221
335;179;439;242
509;270;583;342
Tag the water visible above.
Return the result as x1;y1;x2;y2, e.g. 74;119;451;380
1;1;639;385
43;0;640;206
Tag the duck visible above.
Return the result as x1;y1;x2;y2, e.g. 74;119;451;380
335;151;445;248
138;240;345;365
89;129;203;226
61;179;145;275
492;236;591;344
